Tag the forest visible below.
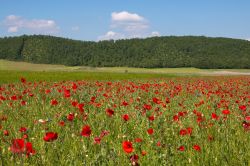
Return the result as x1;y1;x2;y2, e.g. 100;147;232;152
0;35;249;68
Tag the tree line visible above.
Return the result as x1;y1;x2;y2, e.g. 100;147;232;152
0;35;249;68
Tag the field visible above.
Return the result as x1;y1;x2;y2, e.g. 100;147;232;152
0;59;250;84
0;60;250;165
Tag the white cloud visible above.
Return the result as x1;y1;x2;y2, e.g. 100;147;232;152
8;26;18;33
151;31;160;37
111;11;144;22
111;11;148;32
71;26;80;31
98;11;160;41
246;38;250;41
98;31;125;41
3;15;59;34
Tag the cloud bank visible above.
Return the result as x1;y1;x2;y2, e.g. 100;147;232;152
98;11;160;41
3;15;59;34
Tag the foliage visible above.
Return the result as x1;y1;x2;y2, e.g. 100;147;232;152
0;35;250;68
0;77;249;165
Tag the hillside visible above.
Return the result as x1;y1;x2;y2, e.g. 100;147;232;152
0;35;250;68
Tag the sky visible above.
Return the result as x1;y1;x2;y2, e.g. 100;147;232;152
0;0;250;41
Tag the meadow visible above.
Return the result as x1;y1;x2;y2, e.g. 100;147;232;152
0;60;250;165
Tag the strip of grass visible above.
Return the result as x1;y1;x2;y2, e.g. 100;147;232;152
0;70;180;84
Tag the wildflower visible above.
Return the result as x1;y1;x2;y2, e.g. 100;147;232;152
43;132;58;142
122;141;133;153
81;125;91;137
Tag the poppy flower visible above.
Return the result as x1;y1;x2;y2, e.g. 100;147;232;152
130;154;139;164
179;129;187;136
10;139;36;156
64;89;71;98
19;127;27;133
25;142;36;156
134;138;143;143
43;132;58;142
173;115;179;121
245;116;250;121
67;113;74;121
106;108;114;117
10;139;25;153
211;113;219;120
51;99;58;106
100;130;109;138
122;114;130;121
148;115;155;121
20;77;26;84
94;137;101;144
178;146;185;151
122;141;133;153
222;110;230;115
141;150;147;156
242;121;250;131
143;104;152;111
147;128;154;135
239;105;247;111
81;125;92;137
3;130;9;136
193;144;201;151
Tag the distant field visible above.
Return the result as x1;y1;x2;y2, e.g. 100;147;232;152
0;59;249;84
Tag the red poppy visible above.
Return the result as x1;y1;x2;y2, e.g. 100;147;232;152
64;89;71;98
20;77;26;84
179;129;187;136
51;99;58;106
178;145;185;151
59;121;65;127
153;97;161;104
122;101;129;106
94;137;101;144
67;113;74;121
187;127;192;135
19;127;27;133
3;130;9;136
193;144;201;151
148;115;155;121
130;154;139;164
122;141;133;153
245;116;250;121
122;114;129;121
100;130;109;138
10;139;25;153
173;115;179;121
25;142;36;156
134;138;143;143
222;110;230;115
239;105;247;111
106;108;114;117
165;97;170;103
141;150;147;156
147;128;154;135
43;132;58;142
10;139;36;156
143;104;152;110
81;125;92;137
211;113;219;120
242;121;250;131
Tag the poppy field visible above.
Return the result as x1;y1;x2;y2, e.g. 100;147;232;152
0;76;250;165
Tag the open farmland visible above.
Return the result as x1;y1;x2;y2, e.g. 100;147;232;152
0;77;249;165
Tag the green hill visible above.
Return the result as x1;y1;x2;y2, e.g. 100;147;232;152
0;35;249;68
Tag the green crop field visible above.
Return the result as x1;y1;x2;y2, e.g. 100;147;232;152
0;59;250;84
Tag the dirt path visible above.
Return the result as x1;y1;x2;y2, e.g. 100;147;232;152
202;71;250;76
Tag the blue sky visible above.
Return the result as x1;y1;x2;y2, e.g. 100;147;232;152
0;0;250;41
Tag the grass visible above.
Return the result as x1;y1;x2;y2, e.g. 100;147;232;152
0;77;249;165
0;70;180;84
